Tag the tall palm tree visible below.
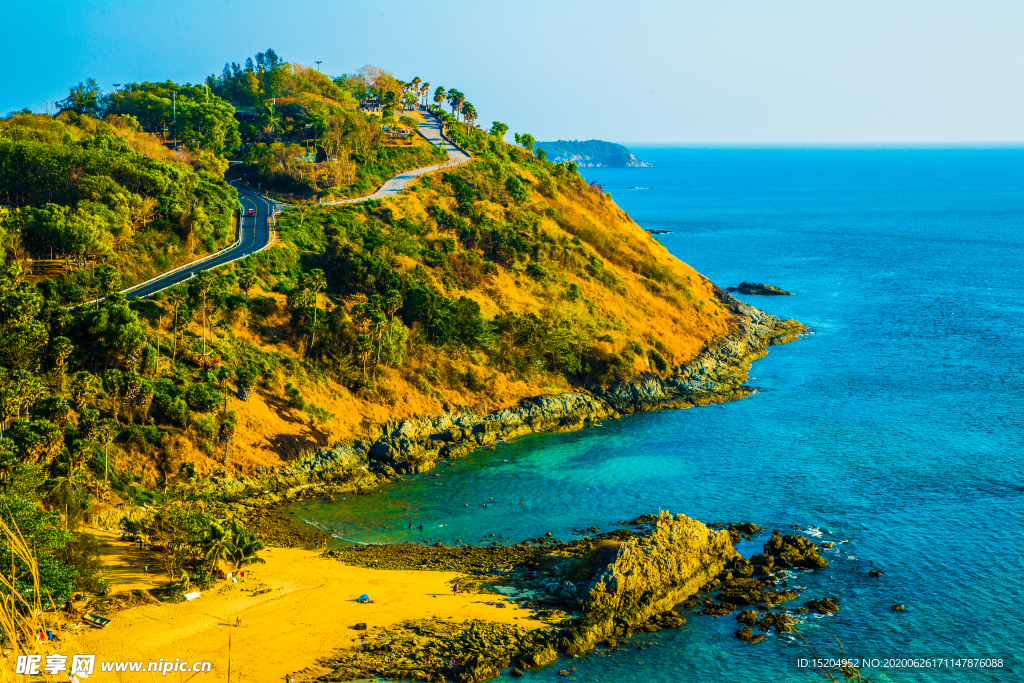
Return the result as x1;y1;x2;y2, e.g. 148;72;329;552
420;82;430;106
433;86;446;108
194;271;215;358
49;337;75;395
462;102;477;133
305;269;327;357
167;287;187;365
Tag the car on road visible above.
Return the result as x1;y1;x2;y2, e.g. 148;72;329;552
247;208;255;217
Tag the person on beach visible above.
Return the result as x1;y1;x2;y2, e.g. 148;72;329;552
408;523;413;530
452;583;459;594
417;524;423;531
236;616;241;628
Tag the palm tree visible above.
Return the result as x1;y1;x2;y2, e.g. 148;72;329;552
462;102;477;133
202;522;232;571
420;82;430;106
237;268;258;304
69;371;101;411
433;86;446;109
49;337;75;394
224;519;266;568
167;287;187;365
305;269;327;357
194;271;215;358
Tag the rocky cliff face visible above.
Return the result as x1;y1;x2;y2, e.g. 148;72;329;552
213;295;803;509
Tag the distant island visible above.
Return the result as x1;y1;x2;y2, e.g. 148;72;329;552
536;139;653;168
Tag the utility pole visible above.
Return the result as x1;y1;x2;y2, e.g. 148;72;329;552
172;91;177;149
315;61;322;72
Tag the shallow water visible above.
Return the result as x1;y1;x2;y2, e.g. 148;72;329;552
288;147;1023;681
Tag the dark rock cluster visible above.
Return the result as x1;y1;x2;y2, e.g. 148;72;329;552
727;282;794;296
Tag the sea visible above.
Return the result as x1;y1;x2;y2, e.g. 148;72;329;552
286;147;1024;682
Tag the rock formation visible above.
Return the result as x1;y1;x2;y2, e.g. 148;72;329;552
727;282;794;296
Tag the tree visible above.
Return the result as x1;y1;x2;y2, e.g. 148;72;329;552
490;122;509;141
69;371;101;410
224;519;265;567
49;336;75;394
193;271;216;358
462;102;477;133
505;175;530;204
420;82;430;106
520;133;535;152
166;287;187;365
433;87;446;108
58;79;102;117
237;268;258;304
300;269;326;357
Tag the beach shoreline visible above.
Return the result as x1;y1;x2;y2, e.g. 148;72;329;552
69;538;551;682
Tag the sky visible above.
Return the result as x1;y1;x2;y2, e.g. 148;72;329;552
6;0;1023;144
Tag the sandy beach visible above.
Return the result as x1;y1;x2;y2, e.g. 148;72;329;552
69;531;549;682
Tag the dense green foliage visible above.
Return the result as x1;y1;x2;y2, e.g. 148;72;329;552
0;112;237;276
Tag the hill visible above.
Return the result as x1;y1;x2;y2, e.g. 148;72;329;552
535;139;652;168
0;54;801;606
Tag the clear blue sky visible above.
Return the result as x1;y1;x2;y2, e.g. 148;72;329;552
8;0;1023;143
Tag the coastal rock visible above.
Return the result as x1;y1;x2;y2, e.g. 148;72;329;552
764;531;829;570
736;610;759;626
735;627;754;641
804;597;840;614
731;282;794;296
892;604;906;611
868;570;883;577
557;512;736;654
755;612;796;633
515;644;557;669
509;668;525;677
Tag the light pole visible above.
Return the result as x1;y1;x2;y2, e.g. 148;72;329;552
315;61;322;72
172;91;177;149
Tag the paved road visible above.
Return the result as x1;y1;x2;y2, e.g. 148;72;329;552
322;107;471;205
123;108;466;300
124;182;280;300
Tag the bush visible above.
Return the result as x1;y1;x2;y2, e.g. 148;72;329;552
62;532;108;594
525;261;549;281
185;383;221;412
192;414;218;440
166;398;189;428
285;381;306;410
648;348;668;373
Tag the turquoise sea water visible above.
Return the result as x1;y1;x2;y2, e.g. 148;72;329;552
289;148;1023;682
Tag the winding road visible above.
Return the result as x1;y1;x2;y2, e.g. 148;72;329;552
124;108;469;300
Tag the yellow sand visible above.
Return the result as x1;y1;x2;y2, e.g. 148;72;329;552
74;543;547;682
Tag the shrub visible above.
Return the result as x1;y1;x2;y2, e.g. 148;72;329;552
166;398;189;428
648;348;668;373
184;383;220;412
192;414;218;440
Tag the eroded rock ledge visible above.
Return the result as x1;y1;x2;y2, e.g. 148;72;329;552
214;296;803;512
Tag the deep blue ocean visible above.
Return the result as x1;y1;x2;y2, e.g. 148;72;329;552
289;147;1023;681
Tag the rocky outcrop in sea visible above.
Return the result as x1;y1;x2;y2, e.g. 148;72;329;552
727;282;794;296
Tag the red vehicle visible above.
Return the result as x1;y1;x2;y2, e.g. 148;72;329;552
247;208;255;217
